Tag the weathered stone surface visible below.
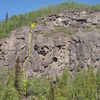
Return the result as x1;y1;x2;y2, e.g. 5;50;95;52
0;10;100;77
68;30;100;72
38;10;100;30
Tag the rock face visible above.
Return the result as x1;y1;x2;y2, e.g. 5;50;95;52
0;27;100;77
68;30;100;73
0;10;100;77
40;10;100;31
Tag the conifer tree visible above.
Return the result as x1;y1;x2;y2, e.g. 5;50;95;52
6;12;8;22
14;56;21;95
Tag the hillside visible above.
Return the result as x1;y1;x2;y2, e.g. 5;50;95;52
0;2;100;100
0;2;100;38
0;6;100;76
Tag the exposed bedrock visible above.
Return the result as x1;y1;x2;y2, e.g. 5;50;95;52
0;27;100;77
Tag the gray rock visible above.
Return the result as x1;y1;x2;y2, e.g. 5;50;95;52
0;10;100;77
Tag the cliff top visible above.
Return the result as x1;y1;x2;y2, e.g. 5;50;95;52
0;2;100;39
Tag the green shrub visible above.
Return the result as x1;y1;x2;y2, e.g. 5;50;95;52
26;78;50;99
0;66;100;99
57;68;73;99
3;87;19;100
96;68;100;99
0;67;20;100
73;66;97;100
91;4;100;11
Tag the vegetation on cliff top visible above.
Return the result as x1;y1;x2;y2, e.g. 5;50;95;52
0;2;100;38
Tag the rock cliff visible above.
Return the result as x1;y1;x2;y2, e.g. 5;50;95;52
0;10;100;77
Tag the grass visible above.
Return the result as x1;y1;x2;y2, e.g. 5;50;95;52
42;26;74;37
54;27;73;35
95;25;100;29
83;27;94;32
